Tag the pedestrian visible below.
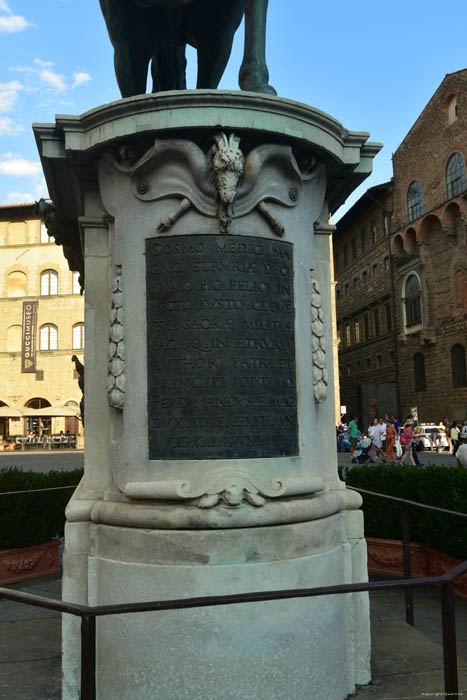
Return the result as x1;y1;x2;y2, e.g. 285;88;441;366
392;415;401;437
456;443;467;468
378;417;387;453
400;419;416;466
368;417;385;462
348;416;359;458
451;422;460;455
460;421;467;445
444;420;452;453
411;421;422;467
337;421;345;452
384;420;397;462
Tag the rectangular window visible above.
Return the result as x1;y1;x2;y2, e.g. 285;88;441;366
366;357;371;370
346;364;352;376
345;325;351;346
72;272;81;295
383;256;389;271
345;283;349;297
336;288;340;301
385;303;392;332
372;263;378;278
356;360;361;372
353;277;358;290
364;313;369;340
389;351;394;364
374;309;380;337
40;224;49;244
376;355;382;368
355;320;361;343
362;270;367;285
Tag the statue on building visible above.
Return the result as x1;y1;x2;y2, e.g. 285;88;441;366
99;0;275;97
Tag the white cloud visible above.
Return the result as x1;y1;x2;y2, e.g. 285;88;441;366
0;80;23;112
34;58;54;68
0;153;42;177
72;72;91;89
0;1;31;32
0;116;24;135
39;69;67;91
0;14;29;31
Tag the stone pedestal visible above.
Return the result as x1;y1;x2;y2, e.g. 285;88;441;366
34;91;381;700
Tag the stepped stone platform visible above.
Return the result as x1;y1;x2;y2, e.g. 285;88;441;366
1;575;466;699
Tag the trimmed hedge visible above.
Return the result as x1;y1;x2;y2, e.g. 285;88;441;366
342;464;467;559
0;467;83;549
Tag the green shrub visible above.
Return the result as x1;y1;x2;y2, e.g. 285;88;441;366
0;467;83;549
343;464;467;559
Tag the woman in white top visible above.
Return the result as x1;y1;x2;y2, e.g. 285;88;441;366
368;418;385;462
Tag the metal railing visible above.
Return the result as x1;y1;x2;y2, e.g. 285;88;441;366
0;484;466;699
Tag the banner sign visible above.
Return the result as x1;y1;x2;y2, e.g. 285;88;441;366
21;301;38;373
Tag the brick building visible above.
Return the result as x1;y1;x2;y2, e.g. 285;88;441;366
334;69;467;426
0;203;84;441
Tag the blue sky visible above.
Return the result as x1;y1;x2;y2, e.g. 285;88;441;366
0;0;465;219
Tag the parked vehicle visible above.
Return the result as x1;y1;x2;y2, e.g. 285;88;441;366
414;424;449;452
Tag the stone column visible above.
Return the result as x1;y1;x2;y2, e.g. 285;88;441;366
34;91;381;700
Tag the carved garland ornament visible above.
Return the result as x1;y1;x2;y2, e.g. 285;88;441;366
311;276;328;403
108;268;125;409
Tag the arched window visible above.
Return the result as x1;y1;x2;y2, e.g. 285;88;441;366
72;323;85;349
7;325;22;352
447;95;458;125
404;274;422;326
451;344;467;388
7;270;27;297
407;181;423;222
446;153;466;199
41;269;58;296
413;353;426;392
40;324;58;350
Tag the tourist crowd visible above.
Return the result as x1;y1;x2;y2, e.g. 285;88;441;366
336;416;467;468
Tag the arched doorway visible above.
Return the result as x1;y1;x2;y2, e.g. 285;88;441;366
24;397;52;436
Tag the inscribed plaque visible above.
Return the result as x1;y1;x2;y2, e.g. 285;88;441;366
146;235;298;459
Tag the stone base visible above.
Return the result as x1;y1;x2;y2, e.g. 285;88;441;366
62;511;370;700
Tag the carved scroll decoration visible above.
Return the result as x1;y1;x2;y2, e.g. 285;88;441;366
311;276;328;403
101;136;326;238
108;268;125;409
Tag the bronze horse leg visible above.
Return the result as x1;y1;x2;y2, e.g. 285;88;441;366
239;0;276;95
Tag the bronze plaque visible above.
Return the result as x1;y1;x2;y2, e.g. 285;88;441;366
146;235;298;460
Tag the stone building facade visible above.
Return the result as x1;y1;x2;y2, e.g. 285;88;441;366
334;69;467;425
0;203;84;439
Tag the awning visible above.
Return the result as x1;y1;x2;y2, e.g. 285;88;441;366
22;406;80;417
0;407;22;418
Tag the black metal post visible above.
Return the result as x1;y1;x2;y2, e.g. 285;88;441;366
81;615;97;700
441;581;458;695
400;502;414;626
